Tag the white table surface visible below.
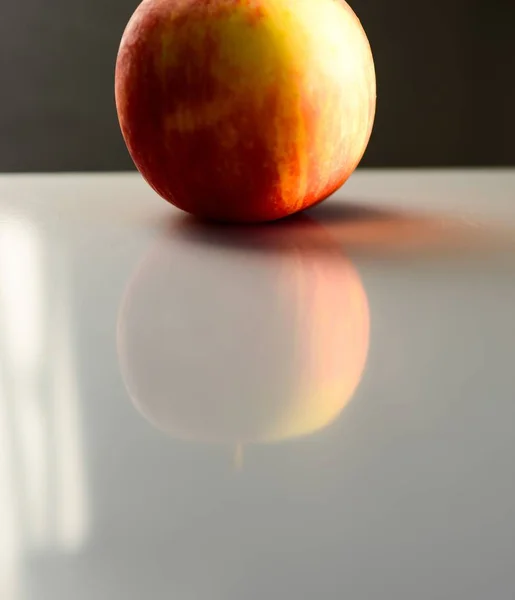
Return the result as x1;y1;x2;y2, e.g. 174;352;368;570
0;169;515;600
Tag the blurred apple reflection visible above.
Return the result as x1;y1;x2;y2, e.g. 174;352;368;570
117;215;369;447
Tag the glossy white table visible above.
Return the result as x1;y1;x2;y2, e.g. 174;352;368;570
0;169;514;600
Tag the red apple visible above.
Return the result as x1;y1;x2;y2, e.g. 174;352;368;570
115;0;376;223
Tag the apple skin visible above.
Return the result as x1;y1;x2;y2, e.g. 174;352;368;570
115;0;376;223
117;216;370;444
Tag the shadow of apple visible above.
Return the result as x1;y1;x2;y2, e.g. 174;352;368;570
117;214;369;445
306;200;515;259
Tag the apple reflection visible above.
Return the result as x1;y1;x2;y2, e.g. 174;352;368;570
117;215;369;445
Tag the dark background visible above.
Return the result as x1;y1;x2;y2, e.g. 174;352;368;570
1;0;513;171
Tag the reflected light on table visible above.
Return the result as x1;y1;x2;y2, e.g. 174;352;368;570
50;257;89;550
0;218;48;547
0;380;21;600
117;216;370;452
0;216;89;598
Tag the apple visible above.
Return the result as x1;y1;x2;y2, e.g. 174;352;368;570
115;0;376;223
117;216;370;445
